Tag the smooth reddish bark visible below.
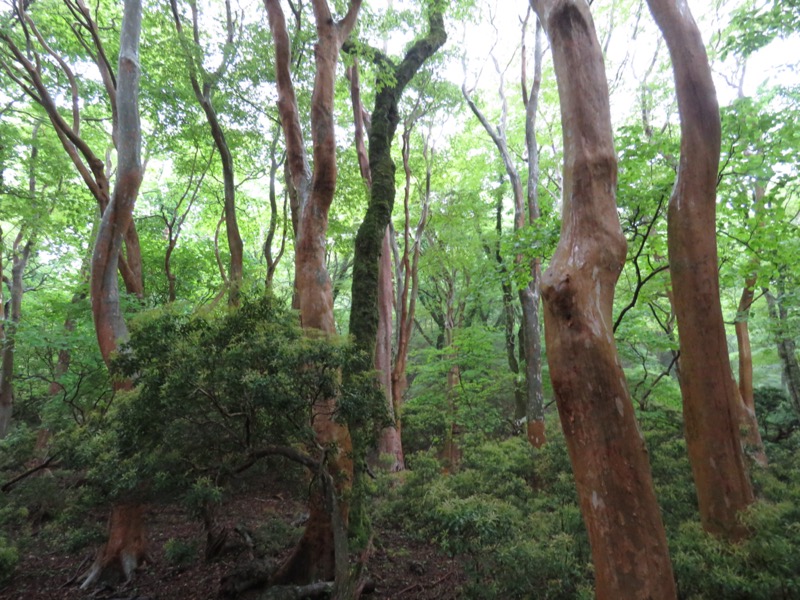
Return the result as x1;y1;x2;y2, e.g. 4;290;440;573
265;0;360;584
646;0;755;539
81;504;149;589
532;0;676;597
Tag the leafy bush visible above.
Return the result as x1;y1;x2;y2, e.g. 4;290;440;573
253;514;303;557
163;538;198;567
0;537;18;584
376;423;592;598
74;295;385;502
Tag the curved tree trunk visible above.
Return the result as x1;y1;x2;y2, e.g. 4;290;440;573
346;9;446;471
531;0;676;597
265;0;360;585
646;0;754;539
0;3;144;299
84;0;148;588
91;0;143;367
347;6;447;354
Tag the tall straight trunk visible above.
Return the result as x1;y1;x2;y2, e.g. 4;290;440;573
522;15;546;447
646;0;754;539
91;0;143;366
265;0;360;584
736;273;767;466
0;124;36;439
389;123;431;471
531;1;676;597
734;177;767;465
376;230;403;467
463;16;546;446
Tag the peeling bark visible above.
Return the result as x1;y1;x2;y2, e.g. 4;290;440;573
531;0;676;597
646;0;755;539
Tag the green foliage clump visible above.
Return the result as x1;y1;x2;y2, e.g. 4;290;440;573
0;537;18;585
376;429;592;599
163;538;198;567
672;501;800;600
78;295;386;502
253;514;303;557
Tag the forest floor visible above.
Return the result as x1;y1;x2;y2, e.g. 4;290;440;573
0;469;465;600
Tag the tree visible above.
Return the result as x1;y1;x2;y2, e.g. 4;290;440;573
169;0;244;306
646;0;755;539
462;7;547;447
0;0;145;299
530;0;676;597
345;1;447;471
80;0;146;588
265;0;360;585
90;0;144;368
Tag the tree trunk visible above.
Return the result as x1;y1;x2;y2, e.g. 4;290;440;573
389;123;431;472
0;5;145;299
376;229;403;469
170;0;243;306
346;12;446;471
531;1;676;597
347;7;447;354
463;17;546;445
0;122;36;439
81;504;149;589
0;234;32;439
646;0;754;539
522;16;546;447
265;0;361;585
84;0;149;587
91;0;143;367
735;274;767;466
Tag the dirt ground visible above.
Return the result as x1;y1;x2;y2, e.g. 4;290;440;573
0;472;465;600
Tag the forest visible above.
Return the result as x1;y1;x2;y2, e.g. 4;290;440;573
1;0;800;597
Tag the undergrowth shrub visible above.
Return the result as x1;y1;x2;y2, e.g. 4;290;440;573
376;426;592;599
0;537;18;584
380;404;800;599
